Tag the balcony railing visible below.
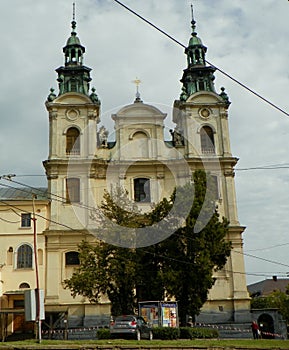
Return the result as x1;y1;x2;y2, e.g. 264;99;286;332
201;147;215;154
66;149;80;155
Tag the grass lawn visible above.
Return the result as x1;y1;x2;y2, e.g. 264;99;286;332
1;339;289;349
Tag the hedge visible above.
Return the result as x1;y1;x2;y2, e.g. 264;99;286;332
97;328;111;339
152;327;180;340
97;326;218;340
179;327;219;339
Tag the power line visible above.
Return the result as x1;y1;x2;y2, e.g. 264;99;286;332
113;0;289;118
1;192;288;280
235;250;289;269
2;178;289;273
246;242;289;252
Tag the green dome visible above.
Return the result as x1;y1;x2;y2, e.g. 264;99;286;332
189;34;203;47
66;33;81;46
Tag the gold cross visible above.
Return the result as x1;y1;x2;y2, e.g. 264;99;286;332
132;77;141;87
132;77;142;100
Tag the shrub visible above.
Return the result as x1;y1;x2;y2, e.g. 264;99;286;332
180;327;218;339
152;327;180;340
97;328;111;339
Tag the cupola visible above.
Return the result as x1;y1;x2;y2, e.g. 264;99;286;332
179;5;216;100
54;4;95;98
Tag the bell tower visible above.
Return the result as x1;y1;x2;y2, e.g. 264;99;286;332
173;6;250;323
42;7;106;320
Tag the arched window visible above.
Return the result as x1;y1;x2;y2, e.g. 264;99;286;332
200;126;215;154
66;178;80;203
19;282;30;289
66;127;80;155
65;251;80;266
134;178;151;203
17;244;33;269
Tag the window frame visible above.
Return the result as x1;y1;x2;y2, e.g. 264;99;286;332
16;244;33;269
65;251;80;266
21;213;31;228
66;127;80;155
200;126;215;154
66;178;80;203
134;178;151;203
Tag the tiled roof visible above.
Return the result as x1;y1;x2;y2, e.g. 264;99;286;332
0;187;48;201
248;278;289;296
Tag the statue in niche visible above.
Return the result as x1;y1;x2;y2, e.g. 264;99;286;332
98;126;109;148
170;127;184;147
57;74;65;95
180;86;188;101
90;87;100;104
219;87;230;104
47;88;56;102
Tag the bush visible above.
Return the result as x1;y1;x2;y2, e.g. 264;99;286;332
180;327;218;339
152;327;180;340
97;328;111;339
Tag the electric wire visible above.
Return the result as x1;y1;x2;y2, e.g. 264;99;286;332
0;217;20;224
113;0;289;117
0;175;289;264
2;176;289;267
234;250;289;269
247;242;289;252
0;198;81;233
1;177;289;278
0;177;99;213
0;193;286;280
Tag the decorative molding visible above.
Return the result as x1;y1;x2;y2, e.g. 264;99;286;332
66;109;79;121
49;111;58;120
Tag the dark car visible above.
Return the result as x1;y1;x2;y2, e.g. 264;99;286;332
110;315;153;340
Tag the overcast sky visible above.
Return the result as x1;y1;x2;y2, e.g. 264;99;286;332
0;0;289;285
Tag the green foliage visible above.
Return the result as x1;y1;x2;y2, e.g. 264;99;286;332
65;171;231;324
96;328;111;339
251;296;272;309
268;289;289;323
251;284;289;324
179;327;218;339
152;327;180;340
64;240;136;315
152;326;218;340
149;170;231;325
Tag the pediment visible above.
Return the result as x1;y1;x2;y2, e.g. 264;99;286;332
186;91;223;104
52;92;92;104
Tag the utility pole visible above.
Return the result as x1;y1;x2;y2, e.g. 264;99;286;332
32;194;42;343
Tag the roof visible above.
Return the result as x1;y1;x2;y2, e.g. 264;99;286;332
0;187;48;201
247;278;289;297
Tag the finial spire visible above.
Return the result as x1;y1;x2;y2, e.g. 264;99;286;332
73;2;75;21
71;2;76;33
132;77;142;103
191;3;197;35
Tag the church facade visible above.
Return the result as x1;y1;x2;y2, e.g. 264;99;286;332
0;8;250;335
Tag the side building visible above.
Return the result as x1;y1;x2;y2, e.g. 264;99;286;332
0;187;49;339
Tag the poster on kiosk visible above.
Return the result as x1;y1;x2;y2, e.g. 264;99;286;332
138;301;178;328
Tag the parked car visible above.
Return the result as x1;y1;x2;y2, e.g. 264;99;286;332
110;315;153;340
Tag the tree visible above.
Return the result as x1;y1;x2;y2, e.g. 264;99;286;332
251;285;289;324
147;170;231;325
64;240;136;315
65;171;231;323
64;186;143;315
